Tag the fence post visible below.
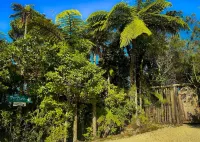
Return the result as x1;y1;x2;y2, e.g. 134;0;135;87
170;87;176;124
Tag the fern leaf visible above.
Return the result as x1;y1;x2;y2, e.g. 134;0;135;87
143;13;189;33
138;0;172;15
56;9;82;24
120;17;152;48
102;2;132;31
87;11;108;24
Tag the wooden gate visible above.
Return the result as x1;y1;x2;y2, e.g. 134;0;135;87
144;84;200;124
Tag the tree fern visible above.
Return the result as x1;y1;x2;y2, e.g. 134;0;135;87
10;3;65;42
56;10;84;39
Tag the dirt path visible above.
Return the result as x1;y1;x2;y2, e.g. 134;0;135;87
105;124;200;142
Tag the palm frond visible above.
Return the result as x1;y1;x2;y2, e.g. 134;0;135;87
120;17;152;48
138;0;172;15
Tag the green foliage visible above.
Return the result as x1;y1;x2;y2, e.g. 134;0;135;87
83;127;93;141
153;92;168;104
97;84;134;137
120;17;152;47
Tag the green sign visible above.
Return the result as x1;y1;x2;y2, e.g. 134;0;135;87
8;94;32;103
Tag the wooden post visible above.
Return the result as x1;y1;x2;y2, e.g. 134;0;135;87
174;87;180;124
178;92;185;123
165;105;167;123
171;87;175;124
167;88;172;124
156;107;159;123
159;108;161;123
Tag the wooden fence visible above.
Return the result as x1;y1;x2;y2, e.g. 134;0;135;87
144;84;199;124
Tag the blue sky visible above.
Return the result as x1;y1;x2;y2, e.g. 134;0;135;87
0;0;200;39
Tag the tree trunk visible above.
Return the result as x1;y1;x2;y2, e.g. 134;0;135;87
139;59;143;111
131;39;138;117
93;52;96;65
92;51;97;138
92;102;97;138
108;73;110;84
24;17;28;39
137;0;142;11
73;101;78;142
63;121;68;142
129;48;135;85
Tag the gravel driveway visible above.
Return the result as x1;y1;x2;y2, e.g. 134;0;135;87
106;124;200;142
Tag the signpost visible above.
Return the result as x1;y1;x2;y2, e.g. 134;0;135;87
7;94;32;106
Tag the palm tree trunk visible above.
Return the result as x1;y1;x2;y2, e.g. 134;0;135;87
73;100;78;142
92;102;97;138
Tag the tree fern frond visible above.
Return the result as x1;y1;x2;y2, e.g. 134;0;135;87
138;0;172;15
55;9;82;24
102;2;132;31
10;3;24;13
143;13;189;33
29;17;65;42
86;11;108;37
120;17;152;48
87;11;108;24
